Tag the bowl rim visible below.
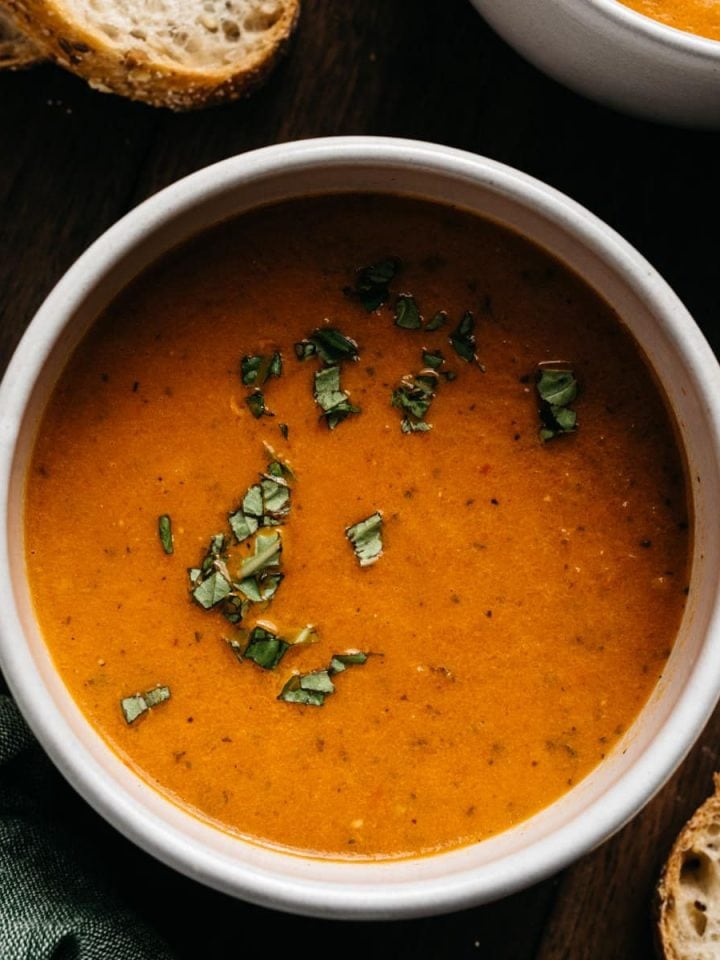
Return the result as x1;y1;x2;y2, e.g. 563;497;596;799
2;135;720;919
583;0;720;54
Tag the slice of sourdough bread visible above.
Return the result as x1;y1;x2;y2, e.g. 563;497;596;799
0;6;43;68
658;775;720;959
2;0;299;108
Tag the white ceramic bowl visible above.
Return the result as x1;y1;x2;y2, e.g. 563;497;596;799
470;0;720;128
1;136;720;920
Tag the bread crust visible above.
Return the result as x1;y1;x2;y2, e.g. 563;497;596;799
657;774;720;959
0;5;43;68
3;0;299;108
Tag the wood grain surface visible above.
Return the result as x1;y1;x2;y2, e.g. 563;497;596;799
1;1;719;956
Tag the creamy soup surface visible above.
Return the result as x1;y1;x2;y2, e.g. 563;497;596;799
617;0;720;40
25;195;690;860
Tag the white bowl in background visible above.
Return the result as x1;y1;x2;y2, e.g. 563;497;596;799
1;137;720;919
469;0;720;128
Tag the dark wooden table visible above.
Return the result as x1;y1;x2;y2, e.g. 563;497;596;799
2;1;719;956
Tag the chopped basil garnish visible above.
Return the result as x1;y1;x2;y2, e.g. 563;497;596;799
296;327;360;429
295;328;359;365
278;651;369;706
143;686;170;708
246;390;273;419
329;652;368;672
237;571;283;602
449;311;477;363
241;352;282;387
401;419;431;434
277;674;330;706
313;365;360;430
229;459;293;544
421;350;445;370
346;258;400;311
394;294;422;330
262;443;295;479
121;695;148;724
158;514;173;555
242;625;289;670
222;595;250;625
392;370;439;433
346;511;383;567
192;570;231;609
121;685;170;724
189;533;248;623
536;367;578;441
279;422;289;440
229;486;261;542
239;530;282;580
191;455;293;625
425;311;447;331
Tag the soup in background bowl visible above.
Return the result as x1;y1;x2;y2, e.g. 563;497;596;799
1;137;720;919
617;0;720;41
469;0;720;128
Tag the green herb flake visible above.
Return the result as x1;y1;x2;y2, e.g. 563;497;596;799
401;419;432;434
298;669;335;693
277;670;335;706
192;570;231;609
394;294;422;330
262;444;295;478
229;457;293;545
243;625;289;670
237;571;283;602
295;328;359;365
241;352;282;387
279;423;289;440
277;675;326;707
158;514;174;555
536;367;578;441
313;365;360;430
392;369;439;432
121;685;171;724
329;652;368;673
201;534;226;572
239;531;282;580
229;486;262;543
260;477;291;524
425;311;447;331
222;595;250;625
346;511;383;567
346;257;400;311
144;685;171;708
449;311;477;363
421;350;445;371
278;652;369;706
121;695;147;724
246;390;273;419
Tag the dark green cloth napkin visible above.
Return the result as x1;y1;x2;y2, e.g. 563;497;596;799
0;694;176;959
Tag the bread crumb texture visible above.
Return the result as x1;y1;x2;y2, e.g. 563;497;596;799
3;0;300;107
658;775;720;960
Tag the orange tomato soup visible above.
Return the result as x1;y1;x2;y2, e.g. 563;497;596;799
24;195;690;859
616;0;720;41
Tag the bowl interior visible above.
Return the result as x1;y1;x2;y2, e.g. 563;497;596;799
2;139;720;919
